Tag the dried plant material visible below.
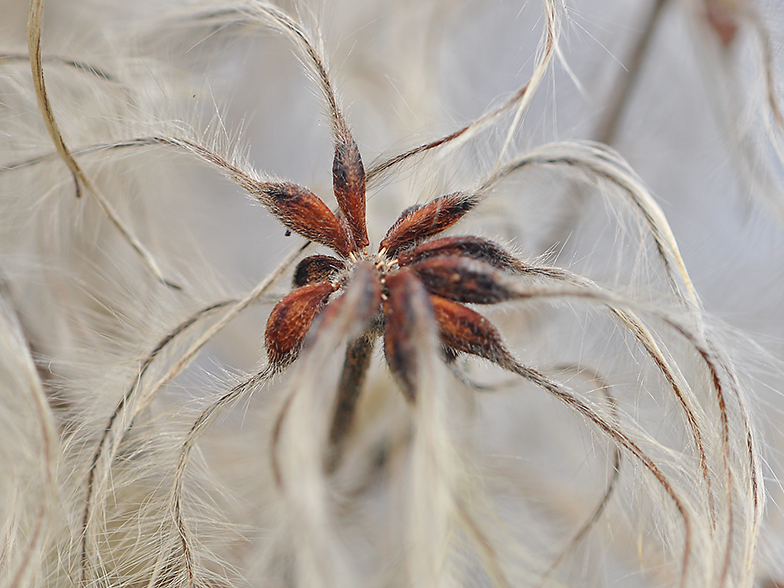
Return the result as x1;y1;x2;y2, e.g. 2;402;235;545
383;269;434;402
411;256;519;304
327;333;376;458
379;193;479;257
534;366;622;584
0;1;781;587
293;255;347;288
0;290;59;588
397;235;528;273
265;281;338;370
269;265;387;588
26;0;181;290
430;294;508;361
26;0;88;192
487;140;700;305
367;0;563;183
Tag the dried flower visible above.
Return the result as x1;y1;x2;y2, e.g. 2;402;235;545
1;0;782;587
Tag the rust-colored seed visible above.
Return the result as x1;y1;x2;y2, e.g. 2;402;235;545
379;192;479;257
430;295;508;363
257;182;354;257
293;255;346;288
397;235;527;274
382;268;435;402
333;138;369;249
265;280;336;370
411;256;517;304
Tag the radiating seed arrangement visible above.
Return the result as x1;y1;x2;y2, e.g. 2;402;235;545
260;131;585;466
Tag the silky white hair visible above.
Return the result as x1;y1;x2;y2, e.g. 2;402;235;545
1;0;784;587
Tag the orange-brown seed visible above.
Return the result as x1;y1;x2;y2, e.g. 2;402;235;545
265;280;337;370
430;295;508;363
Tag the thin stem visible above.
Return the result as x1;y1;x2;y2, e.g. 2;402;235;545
171;370;272;588
611;308;716;525
491;0;558;178
0;53;116;80
326;332;377;472
536;365;621;585
501;278;748;585
365;3;559;184
504;362;692;587
89;186;183;290
80;300;233;584
486;142;700;307
507;264;715;523
26;0;180;289
27;0;88;190
598;0;669;146
544;0;669;253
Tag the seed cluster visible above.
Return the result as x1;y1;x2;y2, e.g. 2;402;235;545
261;127;528;407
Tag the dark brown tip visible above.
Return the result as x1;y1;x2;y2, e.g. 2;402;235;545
256;182;354;257
396;235;527;273
293;255;346;288
379;192;479;258
410;256;518;304
429;295;509;363
264;281;337;371
333;137;369;250
382;268;436;402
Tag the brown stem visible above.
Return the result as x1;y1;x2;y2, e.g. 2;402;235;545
326;333;377;472
503;362;692;586
545;0;669;248
597;0;670;147
536;365;622;585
